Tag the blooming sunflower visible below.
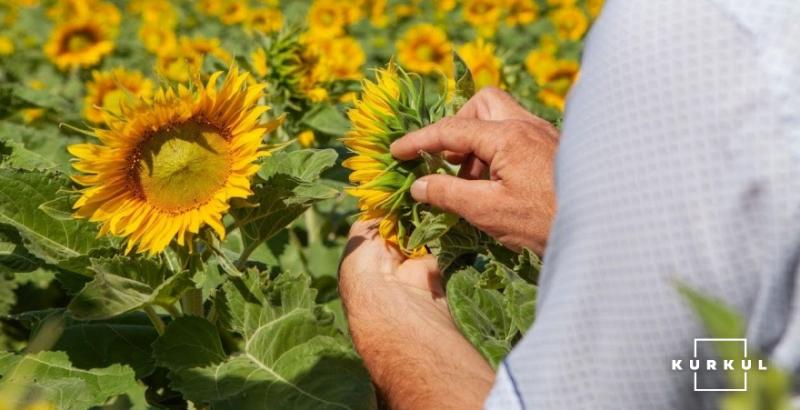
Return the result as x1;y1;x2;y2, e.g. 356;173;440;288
69;67;282;255
343;63;445;257
536;60;579;111
245;8;283;34
505;0;538;27
305;35;366;81
83;68;153;124
0;36;13;55
139;23;177;54
549;6;589;41
47;0;120;26
396;23;452;75
306;0;349;38
458;38;502;89
156;50;203;83
462;0;503;37
44;19;114;70
220;0;249;25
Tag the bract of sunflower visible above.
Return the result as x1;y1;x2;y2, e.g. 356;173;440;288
253;28;327;107
69;66;282;255
342;62;448;257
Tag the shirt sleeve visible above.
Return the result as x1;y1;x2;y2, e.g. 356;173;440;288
486;0;800;409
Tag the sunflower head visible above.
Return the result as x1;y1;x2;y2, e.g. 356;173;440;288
536;59;579;111
458;38;502;89
257;29;328;102
342;63;446;257
549;6;589;41
69;67;282;255
44;19;115;70
245;8;283;34
462;0;503;36
505;0;538;26
396;23;453;75
83;68;153;124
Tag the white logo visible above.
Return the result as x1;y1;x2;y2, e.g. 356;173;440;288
670;338;768;392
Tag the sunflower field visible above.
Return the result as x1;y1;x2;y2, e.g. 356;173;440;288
0;0;599;408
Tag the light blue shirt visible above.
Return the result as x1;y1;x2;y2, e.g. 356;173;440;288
487;0;800;408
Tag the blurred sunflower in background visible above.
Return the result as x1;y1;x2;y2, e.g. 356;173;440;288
458;38;502;89
69;67;282;255
83;68;153;124
44;19;115;70
396;23;452;75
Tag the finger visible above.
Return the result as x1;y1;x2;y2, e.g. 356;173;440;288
409;174;502;223
458;88;560;139
457;87;535;122
457;155;487;180
342;220;403;277
390;117;507;162
443;150;467;164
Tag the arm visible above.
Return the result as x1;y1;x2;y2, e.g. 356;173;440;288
339;88;558;409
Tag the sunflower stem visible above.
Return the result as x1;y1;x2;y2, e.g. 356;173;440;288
304;207;321;244
164;303;182;319
144;306;166;336
181;289;204;317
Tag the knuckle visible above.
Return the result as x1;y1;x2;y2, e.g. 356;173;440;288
477;86;504;100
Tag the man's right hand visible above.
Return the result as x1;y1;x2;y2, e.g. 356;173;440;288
390;87;559;255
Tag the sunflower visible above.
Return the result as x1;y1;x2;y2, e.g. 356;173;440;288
586;0;605;19
83;68;153;124
396;23;452;75
155;50;203;83
0;36;13;55
297;130;316;148
306;35;366;81
220;0;249;25
69;67;282;255
47;0;120;26
536;60;579;111
44;19;115;70
458;38;502;89
549;6;589;41
306;0;349;38
245;8;283;34
139;23;176;54
505;0;538;26
462;0;503;37
343;63;442;257
181;36;233;65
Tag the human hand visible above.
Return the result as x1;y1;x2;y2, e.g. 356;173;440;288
339;221;494;410
390;87;558;255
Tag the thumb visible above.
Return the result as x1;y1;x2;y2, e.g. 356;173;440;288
409;174;501;222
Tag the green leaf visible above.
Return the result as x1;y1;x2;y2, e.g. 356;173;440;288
505;280;536;334
157;270;377;409
0;351;146;410
430;220;487;272
299;104;351;136
0;225;42;274
233;150;339;259
678;283;794;410
0;169;113;264
153;316;226;370
0;139;57;171
258;149;339;182
446;267;514;369
407;211;459;250
451;51;476;113
68;256;192;320
20;310;159;378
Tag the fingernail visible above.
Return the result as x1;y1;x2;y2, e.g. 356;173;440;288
410;179;428;203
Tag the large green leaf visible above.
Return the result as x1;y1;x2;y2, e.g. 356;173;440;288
232;150;339;260
0;169;113;264
300;104;351;136
0;351;147;410
68;256;192;320
0;139;58;171
446;267;515;369
17;310;160;378
154;270;376;409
